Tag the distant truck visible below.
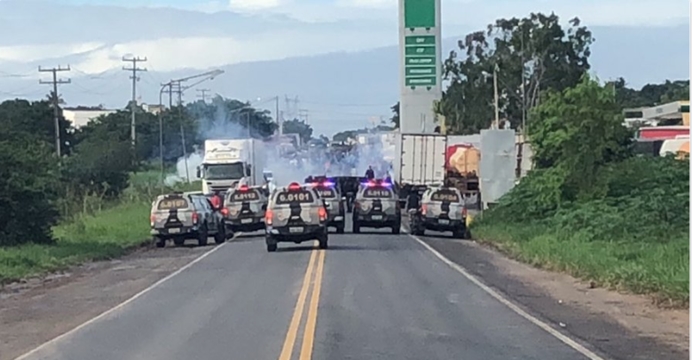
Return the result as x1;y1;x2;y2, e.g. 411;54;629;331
196;139;267;194
393;133;448;208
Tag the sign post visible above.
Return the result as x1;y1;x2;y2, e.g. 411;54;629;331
398;0;441;133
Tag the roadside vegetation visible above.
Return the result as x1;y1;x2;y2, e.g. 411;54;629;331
405;12;690;306
0;95;306;285
471;77;689;305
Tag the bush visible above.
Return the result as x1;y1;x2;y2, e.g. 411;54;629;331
474;156;689;303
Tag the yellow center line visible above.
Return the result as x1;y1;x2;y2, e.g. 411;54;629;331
278;247;318;360
299;249;326;360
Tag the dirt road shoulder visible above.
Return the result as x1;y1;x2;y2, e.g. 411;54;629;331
421;237;688;360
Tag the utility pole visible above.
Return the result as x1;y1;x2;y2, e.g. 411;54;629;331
39;65;70;157
197;88;210;102
493;63;500;129
122;55;147;150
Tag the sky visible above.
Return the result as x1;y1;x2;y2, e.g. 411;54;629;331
0;0;688;136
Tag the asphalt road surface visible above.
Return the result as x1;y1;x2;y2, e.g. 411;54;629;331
16;220;601;360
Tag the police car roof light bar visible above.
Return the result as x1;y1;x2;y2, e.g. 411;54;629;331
288;182;301;191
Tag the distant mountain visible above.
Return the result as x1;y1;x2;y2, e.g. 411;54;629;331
1;24;688;136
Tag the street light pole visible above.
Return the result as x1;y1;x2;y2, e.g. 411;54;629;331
158;83;170;189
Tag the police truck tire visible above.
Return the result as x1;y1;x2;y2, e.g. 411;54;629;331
352;221;360;234
453;229;465;239
267;243;277;252
173;237;185;246
392;224;400;235
318;233;329;249
214;226;226;244
198;227;209;246
336;224;345;234
154;237;165;248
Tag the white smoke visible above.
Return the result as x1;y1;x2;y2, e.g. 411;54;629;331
166;101;251;185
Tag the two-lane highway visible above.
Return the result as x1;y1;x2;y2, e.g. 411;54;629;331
16;227;601;360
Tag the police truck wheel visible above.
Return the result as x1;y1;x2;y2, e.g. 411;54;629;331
391;224;401;235
197;227;209;246
214;227;226;244
453;229;465;239
336;224;345;234
173;237;185;246
154;237;165;248
318;233;329;249
267;243;277;252
352;221;360;234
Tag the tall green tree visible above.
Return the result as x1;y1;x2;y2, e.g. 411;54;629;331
440;13;594;134
0;99;74;155
282;119;313;143
529;75;632;200
187;96;277;141
0;131;61;245
390;102;400;128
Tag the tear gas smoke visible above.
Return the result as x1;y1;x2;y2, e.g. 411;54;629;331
165;102;396;187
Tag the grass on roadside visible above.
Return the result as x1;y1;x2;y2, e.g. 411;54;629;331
0;173;203;285
471;221;689;306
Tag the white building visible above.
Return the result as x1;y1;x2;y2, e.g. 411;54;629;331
62;107;116;129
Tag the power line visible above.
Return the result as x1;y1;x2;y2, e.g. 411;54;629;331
122;55;147;151
39;65;70;158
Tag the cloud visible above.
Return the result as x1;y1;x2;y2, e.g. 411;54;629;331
0;42;103;63
229;0;283;11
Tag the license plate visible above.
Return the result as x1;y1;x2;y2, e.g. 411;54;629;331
168;228;181;233
438;219;449;225
371;215;383;220
289;227;304;233
241;218;252;224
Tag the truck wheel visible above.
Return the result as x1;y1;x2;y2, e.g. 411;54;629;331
318;232;329;249
336;224;345;234
198;227;209;246
464;228;472;239
453;229;465;239
391;224;401;235
352;221;360;234
266;236;277;252
173;237;185;247
154;236;165;248
214;226;226;244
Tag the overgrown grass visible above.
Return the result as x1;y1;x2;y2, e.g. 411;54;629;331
0;172;202;285
472;221;689;306
471;156;689;306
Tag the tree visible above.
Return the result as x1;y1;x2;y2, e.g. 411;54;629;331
529;75;632;200
187;96;277;141
440;13;594;133
390;102;400;128
282;119;313;144
0;131;61;245
610;78;690;108
0;99;74;155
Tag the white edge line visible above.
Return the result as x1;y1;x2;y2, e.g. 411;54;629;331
407;233;607;360
14;241;230;360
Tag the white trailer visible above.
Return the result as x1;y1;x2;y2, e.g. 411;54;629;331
197;139;267;194
393;133;447;206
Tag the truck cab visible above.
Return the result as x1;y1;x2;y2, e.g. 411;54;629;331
196;139;264;194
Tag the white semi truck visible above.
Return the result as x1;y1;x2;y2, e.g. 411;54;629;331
196;139;267;194
393;133;448;208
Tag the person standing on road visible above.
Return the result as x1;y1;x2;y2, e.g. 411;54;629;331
365;166;375;179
